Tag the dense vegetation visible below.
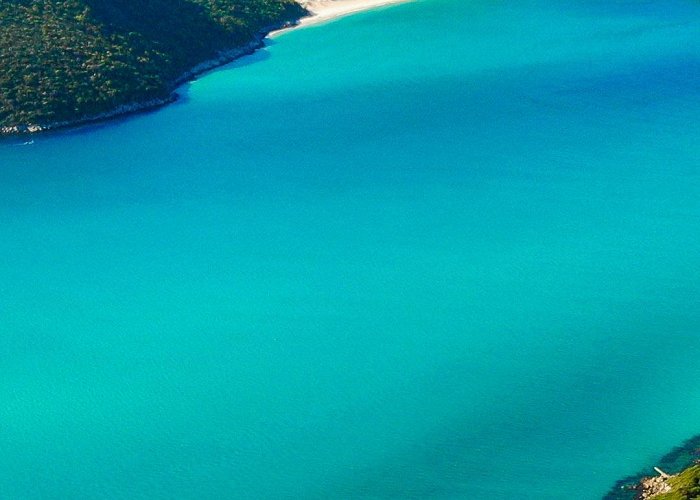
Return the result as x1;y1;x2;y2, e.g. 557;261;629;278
0;0;306;130
656;466;700;500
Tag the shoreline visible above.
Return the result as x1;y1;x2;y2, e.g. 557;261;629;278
603;435;700;500
1;0;411;137
271;0;411;36
0;26;283;137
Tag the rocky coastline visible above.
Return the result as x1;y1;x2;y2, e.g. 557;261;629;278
0;22;298;137
604;435;700;500
636;471;674;499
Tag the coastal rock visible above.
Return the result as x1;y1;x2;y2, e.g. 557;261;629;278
636;474;673;499
1;98;174;136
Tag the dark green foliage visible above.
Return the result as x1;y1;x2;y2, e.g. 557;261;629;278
0;0;306;128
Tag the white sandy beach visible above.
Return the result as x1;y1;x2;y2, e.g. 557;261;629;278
272;0;411;36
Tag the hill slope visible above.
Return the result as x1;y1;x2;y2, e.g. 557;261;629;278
0;0;306;132
654;466;700;500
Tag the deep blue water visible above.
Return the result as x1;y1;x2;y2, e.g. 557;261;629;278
1;1;700;498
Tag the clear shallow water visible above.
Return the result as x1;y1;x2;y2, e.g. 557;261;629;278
1;0;700;498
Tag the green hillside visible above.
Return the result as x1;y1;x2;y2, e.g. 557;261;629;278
0;0;306;132
656;466;700;500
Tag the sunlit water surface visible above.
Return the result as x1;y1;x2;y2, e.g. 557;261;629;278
1;1;700;498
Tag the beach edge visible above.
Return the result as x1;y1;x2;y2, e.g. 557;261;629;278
1;0;411;137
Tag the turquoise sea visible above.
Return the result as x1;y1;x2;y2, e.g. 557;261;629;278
2;0;700;498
